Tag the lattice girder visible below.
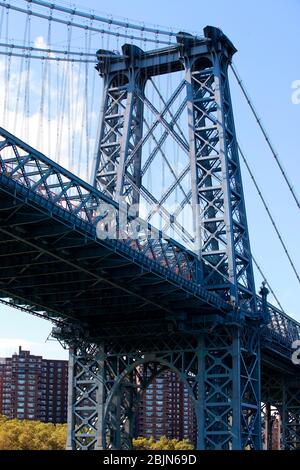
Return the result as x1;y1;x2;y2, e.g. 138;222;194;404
262;374;300;450
94;27;256;313
66;324;261;450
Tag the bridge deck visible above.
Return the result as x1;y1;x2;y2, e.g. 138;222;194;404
0;128;230;339
0;127;299;364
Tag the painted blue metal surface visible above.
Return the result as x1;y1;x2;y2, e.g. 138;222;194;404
0;126;299;360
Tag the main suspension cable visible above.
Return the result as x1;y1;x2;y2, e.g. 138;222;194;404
238;143;300;285
251;254;285;312
231;63;300;211
27;0;200;39
0;1;177;46
0;49;95;62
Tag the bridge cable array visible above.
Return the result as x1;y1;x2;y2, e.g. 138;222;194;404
231;63;300;212
27;0;195;39
0;0;182;46
0;0;298;315
238;143;300;286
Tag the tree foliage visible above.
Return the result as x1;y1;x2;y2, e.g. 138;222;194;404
0;415;67;450
133;436;194;450
0;416;193;450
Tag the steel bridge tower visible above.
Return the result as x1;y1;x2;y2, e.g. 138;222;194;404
65;26;262;450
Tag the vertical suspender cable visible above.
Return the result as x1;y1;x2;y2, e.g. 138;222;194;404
47;9;52;157
3;5;9;126
13;19;28;134
37;57;46;149
67;21;72;170
55;58;60;163
85;24;92;182
22;7;31;142
72;58;82;171
69;59;74;172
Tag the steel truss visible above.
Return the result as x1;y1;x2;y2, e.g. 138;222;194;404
1;21;299;452
65;322;261;450
94;26;256;311
262;374;300;449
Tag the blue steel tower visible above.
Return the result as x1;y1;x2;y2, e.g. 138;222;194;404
93;26;256;311
0;9;299;449
62;26;261;450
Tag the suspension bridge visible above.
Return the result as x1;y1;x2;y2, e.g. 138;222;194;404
0;0;299;450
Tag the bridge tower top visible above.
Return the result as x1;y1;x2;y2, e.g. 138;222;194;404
93;25;256;315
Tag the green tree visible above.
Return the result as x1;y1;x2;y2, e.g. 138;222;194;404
0;415;67;450
0;416;194;450
133;435;194;450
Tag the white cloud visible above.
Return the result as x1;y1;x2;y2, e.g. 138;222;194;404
34;36;49;50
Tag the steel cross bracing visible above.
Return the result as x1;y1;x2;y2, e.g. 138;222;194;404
0;128;212;300
0;24;299;450
0;119;299;352
94;26;256;312
59;328;261;450
262;374;300;449
61;327;300;451
0;118;299;450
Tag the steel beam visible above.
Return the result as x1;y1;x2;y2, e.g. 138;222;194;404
94;26;256;313
63;323;261;450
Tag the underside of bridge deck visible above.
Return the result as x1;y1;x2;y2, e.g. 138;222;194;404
0;172;231;340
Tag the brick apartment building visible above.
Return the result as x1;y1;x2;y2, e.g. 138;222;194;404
136;370;196;444
0;346;68;423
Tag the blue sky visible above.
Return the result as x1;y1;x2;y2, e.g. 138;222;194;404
0;0;299;359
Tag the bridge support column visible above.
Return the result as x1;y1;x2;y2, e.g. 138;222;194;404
281;382;300;449
262;374;300;449
65;323;261;450
195;324;261;449
94;45;145;206
107;380;137;450
66;343;105;450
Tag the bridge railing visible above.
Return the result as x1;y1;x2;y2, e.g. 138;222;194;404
0;127;201;285
256;295;300;346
